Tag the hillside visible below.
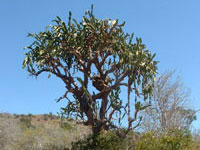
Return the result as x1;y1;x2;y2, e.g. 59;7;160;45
0;113;91;150
1;113;200;150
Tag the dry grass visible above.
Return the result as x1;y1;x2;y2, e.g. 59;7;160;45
0;113;199;150
0;113;91;150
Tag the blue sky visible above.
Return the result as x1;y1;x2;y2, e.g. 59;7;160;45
0;0;200;128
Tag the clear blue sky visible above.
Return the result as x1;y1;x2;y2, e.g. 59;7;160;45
0;0;199;128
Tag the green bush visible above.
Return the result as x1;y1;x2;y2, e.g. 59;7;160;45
0;113;196;150
71;131;124;150
136;129;193;150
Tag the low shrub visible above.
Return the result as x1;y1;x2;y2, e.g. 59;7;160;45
71;130;123;150
20;116;34;128
136;129;193;150
60;122;73;130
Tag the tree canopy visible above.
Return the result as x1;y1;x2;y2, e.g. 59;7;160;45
23;6;158;135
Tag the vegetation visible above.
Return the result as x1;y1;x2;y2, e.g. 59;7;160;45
0;113;91;150
23;5;158;135
136;129;193;150
17;5;200;150
141;71;197;133
0;113;200;150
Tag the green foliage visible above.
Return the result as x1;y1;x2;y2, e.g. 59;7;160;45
23;9;157;79
1;113;200;150
71;131;124;150
136;129;193;150
23;5;158;133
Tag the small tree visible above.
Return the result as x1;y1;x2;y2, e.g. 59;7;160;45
23;6;158;135
141;71;197;133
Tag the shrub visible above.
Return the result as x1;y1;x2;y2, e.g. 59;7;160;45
136;129;193;150
20;116;33;128
71;130;123;150
70;130;140;150
60;122;73;130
